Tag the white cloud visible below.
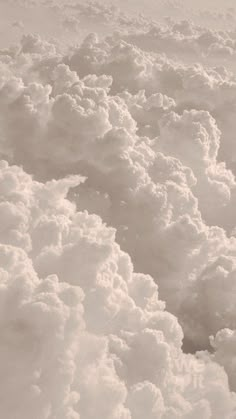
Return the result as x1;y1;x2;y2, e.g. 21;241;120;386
1;5;236;416
1;34;236;348
0;160;235;418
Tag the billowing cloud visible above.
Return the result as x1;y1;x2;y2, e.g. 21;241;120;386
1;4;236;418
0;160;236;418
1;31;236;348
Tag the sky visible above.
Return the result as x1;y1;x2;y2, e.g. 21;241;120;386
1;1;236;418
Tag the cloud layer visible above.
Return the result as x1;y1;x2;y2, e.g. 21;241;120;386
1;5;236;418
0;160;236;418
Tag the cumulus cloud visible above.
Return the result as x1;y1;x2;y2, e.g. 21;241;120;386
0;160;236;419
1;31;236;347
210;328;236;391
1;5;236;418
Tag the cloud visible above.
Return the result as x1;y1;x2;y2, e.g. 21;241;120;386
0;242;85;419
1;33;236;350
124;20;236;67
210;328;236;391
1;11;236;417
62;16;80;33
0;160;236;418
12;20;24;29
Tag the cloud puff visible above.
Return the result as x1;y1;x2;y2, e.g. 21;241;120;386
1;15;236;417
0;243;85;419
1;33;236;351
124;21;236;67
0;160;236;418
210;328;236;391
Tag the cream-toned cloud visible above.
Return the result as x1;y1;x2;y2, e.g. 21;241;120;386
0;160;235;418
210;328;236;391
1;17;236;417
1;34;236;349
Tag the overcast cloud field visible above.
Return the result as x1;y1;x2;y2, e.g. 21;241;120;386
1;1;236;418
